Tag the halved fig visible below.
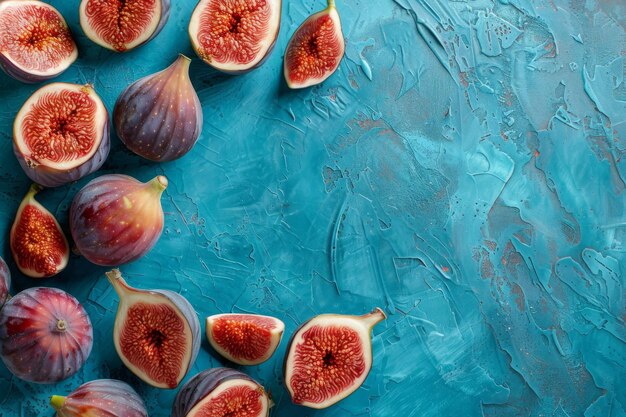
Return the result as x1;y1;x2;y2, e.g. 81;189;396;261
188;0;281;73
70;174;167;266
283;0;344;89
0;0;77;83
106;269;201;389
10;184;69;278
0;287;93;383
13;82;110;187
173;368;271;417
284;308;386;409
0;257;10;307
51;379;148;417
79;0;170;52
206;313;284;365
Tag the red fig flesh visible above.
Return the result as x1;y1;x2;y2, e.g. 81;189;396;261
50;379;148;417
283;0;344;89
0;257;10;307
189;0;281;73
113;55;203;162
70;174;167;266
13;82;110;187
79;0;170;52
0;287;93;383
284;308;386;409
0;0;77;83
10;184;69;278
106;269;201;389
173;368;270;417
206;313;284;365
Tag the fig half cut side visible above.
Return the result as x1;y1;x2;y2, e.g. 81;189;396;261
189;0;282;73
284;308;386;409
206;313;284;365
10;184;69;278
283;0;345;89
79;0;170;52
106;269;201;389
0;0;77;83
13;82;110;187
173;368;271;417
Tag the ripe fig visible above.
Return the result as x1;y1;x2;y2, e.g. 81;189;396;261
283;0;345;89
50;379;148;417
106;269;201;389
0;0;77;83
284;308;386;409
13;82;110;187
0;287;93;383
206;313;284;365
0;257;10;307
79;0;170;52
10;184;69;278
173;368;271;417
70;174;167;266
188;0;281;73
113;55;203;162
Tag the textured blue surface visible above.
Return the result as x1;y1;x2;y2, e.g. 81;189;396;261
0;0;625;416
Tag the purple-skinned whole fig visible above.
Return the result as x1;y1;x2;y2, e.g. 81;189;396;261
173;368;271;417
50;379;148;417
113;55;203;162
0;287;93;383
70;174;167;266
0;257;10;307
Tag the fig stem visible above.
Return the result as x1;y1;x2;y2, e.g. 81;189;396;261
148;176;169;193
50;395;66;410
27;183;44;198
359;307;386;328
327;0;336;8
105;268;131;298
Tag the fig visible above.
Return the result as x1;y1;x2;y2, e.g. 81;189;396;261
13;82;110;187
283;0;345;89
79;0;170;52
284;308;386;409
0;287;93;383
113;55;203;162
0;257;10;307
206;313;284;365
106;269;201;389
0;0;77;83
188;0;281;73
50;379;148;417
173;368;271;417
10;184;69;278
70;174;167;266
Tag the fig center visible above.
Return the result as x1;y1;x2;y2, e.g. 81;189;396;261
56;319;67;332
212;316;273;362
196;385;263;417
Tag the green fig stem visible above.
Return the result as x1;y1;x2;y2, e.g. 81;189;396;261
327;0;336;8
50;395;66;411
360;307;386;329
105;269;132;298
148;175;168;194
26;183;43;199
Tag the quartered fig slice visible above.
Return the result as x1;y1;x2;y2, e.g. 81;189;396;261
114;55;203;162
284;308;386;409
0;0;77;83
70;174;167;266
13;82;110;187
283;0;344;89
0;287;93;383
79;0;170;52
206;313;284;365
106;269;201;389
189;0;281;73
50;379;148;417
173;368;271;417
10;184;69;278
0;257;10;307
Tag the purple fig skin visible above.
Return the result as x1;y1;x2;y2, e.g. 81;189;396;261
173;368;268;417
0;287;93;384
113;54;203;162
70;174;167;266
0;256;10;307
50;379;148;417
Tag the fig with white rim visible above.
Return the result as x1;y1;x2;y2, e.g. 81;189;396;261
0;0;77;83
13;82;110;187
284;308;386;409
206;313;284;365
173;368;271;417
106;269;201;389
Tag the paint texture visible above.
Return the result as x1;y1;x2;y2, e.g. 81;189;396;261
0;0;624;416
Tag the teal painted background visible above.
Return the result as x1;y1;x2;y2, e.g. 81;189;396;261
0;0;625;416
